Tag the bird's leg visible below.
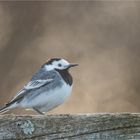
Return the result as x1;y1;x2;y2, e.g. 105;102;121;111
33;107;44;115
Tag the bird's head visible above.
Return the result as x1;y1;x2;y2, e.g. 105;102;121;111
43;58;78;71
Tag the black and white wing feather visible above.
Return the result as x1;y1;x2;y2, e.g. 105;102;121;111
24;79;53;90
7;79;53;106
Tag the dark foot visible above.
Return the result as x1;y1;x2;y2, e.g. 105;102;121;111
33;107;44;115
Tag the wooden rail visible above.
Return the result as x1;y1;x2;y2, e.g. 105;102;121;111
0;113;140;139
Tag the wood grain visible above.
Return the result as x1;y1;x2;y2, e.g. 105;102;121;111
0;113;140;140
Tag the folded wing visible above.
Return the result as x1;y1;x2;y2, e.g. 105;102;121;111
6;79;53;106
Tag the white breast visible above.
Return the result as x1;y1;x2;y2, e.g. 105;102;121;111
20;82;72;112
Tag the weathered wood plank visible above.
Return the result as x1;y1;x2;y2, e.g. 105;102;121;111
0;113;140;140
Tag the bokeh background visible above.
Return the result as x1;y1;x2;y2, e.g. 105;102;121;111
0;1;140;114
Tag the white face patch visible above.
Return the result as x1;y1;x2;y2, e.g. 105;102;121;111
45;59;70;71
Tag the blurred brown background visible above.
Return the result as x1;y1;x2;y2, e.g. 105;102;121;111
0;1;140;114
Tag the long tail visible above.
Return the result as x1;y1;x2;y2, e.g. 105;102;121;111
0;105;10;114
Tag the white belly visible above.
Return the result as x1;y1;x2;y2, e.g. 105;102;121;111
20;82;72;112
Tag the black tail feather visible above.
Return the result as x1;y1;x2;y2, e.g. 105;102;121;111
0;105;10;114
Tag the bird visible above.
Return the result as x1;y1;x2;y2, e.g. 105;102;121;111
0;58;78;115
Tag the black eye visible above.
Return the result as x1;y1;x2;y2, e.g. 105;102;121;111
58;63;62;67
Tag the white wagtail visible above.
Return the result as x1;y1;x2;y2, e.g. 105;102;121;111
0;58;78;115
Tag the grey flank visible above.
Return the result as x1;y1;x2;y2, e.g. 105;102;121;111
18;67;63;104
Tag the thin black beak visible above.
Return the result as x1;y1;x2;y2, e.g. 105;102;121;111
68;64;78;68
